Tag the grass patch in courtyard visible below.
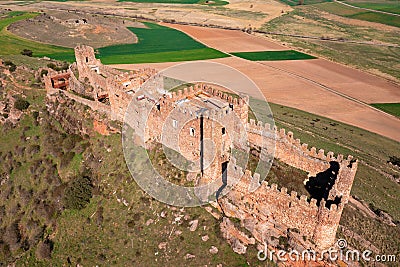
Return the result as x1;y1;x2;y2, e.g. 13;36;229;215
232;50;316;61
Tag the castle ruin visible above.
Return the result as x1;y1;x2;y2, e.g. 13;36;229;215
44;45;358;256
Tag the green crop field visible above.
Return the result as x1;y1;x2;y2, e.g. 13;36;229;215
0;12;75;61
231;50;316;61
371;103;400;118
97;22;229;64
316;2;400;27
346;11;400;27
344;1;400;15
1;14;228;64
118;0;228;5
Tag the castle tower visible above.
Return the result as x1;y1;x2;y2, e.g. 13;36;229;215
312;202;343;250
74;45;97;82
328;157;358;204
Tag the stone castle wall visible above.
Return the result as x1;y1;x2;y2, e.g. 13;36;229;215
221;119;358;250
67;64;91;98
221;160;350;250
246;119;357;204
162;85;357;251
43;45;358;253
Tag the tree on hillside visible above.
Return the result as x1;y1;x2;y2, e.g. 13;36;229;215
21;49;33;57
63;175;93;210
14;98;30;111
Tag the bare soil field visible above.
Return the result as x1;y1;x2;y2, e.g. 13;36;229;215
261;4;400;82
112;56;400;142
264;59;400;104
8;11;143;48
164;24;400;98
226;0;292;28
161;22;287;52
4;0;280;29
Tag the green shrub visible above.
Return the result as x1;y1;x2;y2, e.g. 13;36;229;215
63;175;93;210
14;98;30;111
278;236;289;250
4;61;17;72
40;69;48;77
32;111;39;120
389;156;400;167
60;151;75;169
61;61;69;71
21;49;33;57
46;63;56;70
9;64;16;72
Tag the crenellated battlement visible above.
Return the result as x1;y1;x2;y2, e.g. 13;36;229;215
173;105;233;120
45;69;69;77
169;85;201;101
246;119;357;171
231;164;337;210
167;84;249;109
201;84;249;107
224;160;347;250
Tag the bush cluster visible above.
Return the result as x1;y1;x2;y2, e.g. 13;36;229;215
14;98;30;111
63;175;93;210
